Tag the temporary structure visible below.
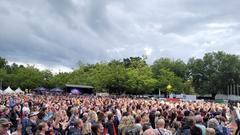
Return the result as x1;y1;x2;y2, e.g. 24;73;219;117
4;86;15;94
15;87;24;94
33;87;48;92
71;89;80;94
50;88;64;92
0;89;3;94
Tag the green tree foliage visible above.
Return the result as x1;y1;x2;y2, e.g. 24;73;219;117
156;69;185;94
13;66;45;89
188;51;240;96
49;72;70;88
0;51;239;95
0;57;7;69
106;62;127;93
125;66;157;94
152;58;187;79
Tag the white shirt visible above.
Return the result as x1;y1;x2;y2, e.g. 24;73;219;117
22;106;30;114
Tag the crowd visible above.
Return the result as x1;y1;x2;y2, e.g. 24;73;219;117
0;94;239;135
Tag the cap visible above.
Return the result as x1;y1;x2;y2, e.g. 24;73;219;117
0;118;12;125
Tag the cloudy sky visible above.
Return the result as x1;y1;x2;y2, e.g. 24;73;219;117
0;0;240;72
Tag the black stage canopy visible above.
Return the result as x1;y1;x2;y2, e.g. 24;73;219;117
65;84;94;94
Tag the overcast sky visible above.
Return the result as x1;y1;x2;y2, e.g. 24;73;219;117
0;0;240;72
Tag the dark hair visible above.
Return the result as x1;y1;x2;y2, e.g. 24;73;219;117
37;122;47;131
135;116;141;123
108;113;113;121
190;126;202;135
91;124;100;134
184;111;190;117
142;123;151;132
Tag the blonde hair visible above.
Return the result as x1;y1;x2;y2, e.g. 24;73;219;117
126;116;135;127
88;111;98;122
82;122;92;135
141;115;150;124
118;116;128;129
206;128;215;135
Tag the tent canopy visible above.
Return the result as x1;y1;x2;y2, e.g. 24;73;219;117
34;87;48;91
15;87;24;93
50;88;63;92
4;86;15;94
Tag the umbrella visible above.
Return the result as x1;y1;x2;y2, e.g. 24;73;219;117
50;88;63;92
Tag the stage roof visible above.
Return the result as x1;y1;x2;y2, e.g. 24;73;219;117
65;84;94;89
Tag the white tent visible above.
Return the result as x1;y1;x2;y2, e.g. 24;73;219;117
15;87;24;94
0;89;3;94
4;86;15;94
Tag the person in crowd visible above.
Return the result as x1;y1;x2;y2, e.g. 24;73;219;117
112;109;120;134
69;107;79;126
135;116;143;134
206;128;216;135
82;116;92;135
9;105;20;133
170;121;181;134
0;118;12;135
22;102;30;116
88;110;98;125
68;119;83;135
207;118;224;135
195;115;206;135
0;94;239;135
190;126;202;135
123;116;140;135
143;128;156;135
175;116;195;135
25;112;39;135
91;123;104;135
118;116;128;135
12;124;23;135
0;107;10;119
35;122;49;135
104;113;117;135
155;118;172;135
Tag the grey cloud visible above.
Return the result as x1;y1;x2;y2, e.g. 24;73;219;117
0;0;239;70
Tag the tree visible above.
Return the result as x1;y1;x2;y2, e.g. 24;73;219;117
152;58;187;79
0;69;7;89
156;69;185;94
123;56;147;69
13;66;45;89
125;66;157;94
187;51;240;97
0;57;7;69
41;70;54;88
106;62;127;94
49;72;70;88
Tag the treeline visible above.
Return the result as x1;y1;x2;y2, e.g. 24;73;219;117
0;51;239;96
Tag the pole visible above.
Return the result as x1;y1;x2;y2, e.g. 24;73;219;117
233;84;236;100
227;85;229;100
230;84;232;95
159;88;161;98
0;79;2;90
237;84;239;100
